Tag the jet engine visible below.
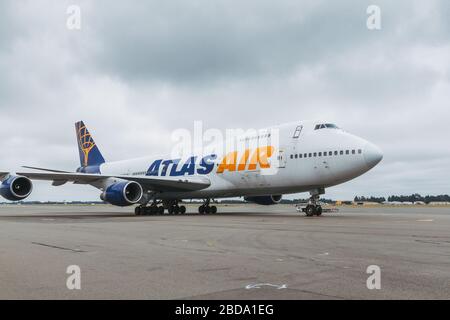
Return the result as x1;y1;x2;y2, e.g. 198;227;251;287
0;175;33;201
244;195;282;205
100;181;143;207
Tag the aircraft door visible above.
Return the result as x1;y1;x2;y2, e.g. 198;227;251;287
277;149;287;168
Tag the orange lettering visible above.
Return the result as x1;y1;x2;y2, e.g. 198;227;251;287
248;146;274;170
217;151;238;173
238;149;251;171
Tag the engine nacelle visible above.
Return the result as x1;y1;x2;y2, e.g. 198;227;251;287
244;195;282;205
100;181;143;207
0;175;33;201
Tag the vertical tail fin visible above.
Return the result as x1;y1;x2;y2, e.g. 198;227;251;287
75;121;106;168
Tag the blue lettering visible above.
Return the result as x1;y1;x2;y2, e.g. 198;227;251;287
169;159;182;176
147;160;162;176
197;154;217;175
172;156;197;176
160;159;174;176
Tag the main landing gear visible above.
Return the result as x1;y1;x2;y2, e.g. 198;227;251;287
198;199;217;214
167;201;187;215
135;200;186;216
135;199;218;216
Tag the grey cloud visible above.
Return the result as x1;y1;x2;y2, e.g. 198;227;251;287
89;1;376;84
88;1;450;86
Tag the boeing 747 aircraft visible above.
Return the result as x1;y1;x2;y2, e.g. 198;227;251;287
0;121;382;216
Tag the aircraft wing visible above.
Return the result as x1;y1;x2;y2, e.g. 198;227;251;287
15;171;211;192
0;172;10;180
21;166;71;173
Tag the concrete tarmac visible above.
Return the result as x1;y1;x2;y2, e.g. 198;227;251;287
0;204;449;300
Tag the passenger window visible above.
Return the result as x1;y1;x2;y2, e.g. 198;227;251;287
340;151;343;155
299;154;303;158
334;151;338;156
313;152;317;157
293;125;303;138
290;154;293;159
295;154;298;159
346;150;349;155
358;149;362;154
318;152;322;157
329;151;332;156
352;150;355;154
309;153;312;157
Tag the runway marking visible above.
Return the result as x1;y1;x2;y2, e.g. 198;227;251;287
245;283;288;290
416;219;434;222
31;242;86;253
318;252;329;256
197;267;232;272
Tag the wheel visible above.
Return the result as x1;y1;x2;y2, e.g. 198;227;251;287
173;206;180;215
168;206;174;214
305;205;316;217
135;207;141;216
315;206;322;216
210;206;217;214
198;205;205;214
204;206;211;214
179;206;186;214
158;206;165;215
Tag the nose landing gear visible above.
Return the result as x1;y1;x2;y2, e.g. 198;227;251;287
303;188;324;217
305;203;322;216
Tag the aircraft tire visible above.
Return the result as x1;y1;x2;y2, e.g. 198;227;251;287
305;205;316;217
158;206;164;215
198;205;205;214
180;206;186;214
210;206;217;214
135;207;141;216
315;206;322;216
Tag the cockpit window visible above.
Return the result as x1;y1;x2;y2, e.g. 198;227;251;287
314;123;340;130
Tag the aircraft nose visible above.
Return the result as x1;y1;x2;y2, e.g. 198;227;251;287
363;142;383;169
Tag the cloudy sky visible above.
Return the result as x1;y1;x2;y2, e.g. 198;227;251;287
1;0;449;201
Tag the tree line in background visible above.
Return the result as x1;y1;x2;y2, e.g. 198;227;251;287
355;194;450;204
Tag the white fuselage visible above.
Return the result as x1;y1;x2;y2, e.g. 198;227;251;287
98;121;383;200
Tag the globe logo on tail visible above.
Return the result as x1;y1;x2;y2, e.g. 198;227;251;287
76;123;96;167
